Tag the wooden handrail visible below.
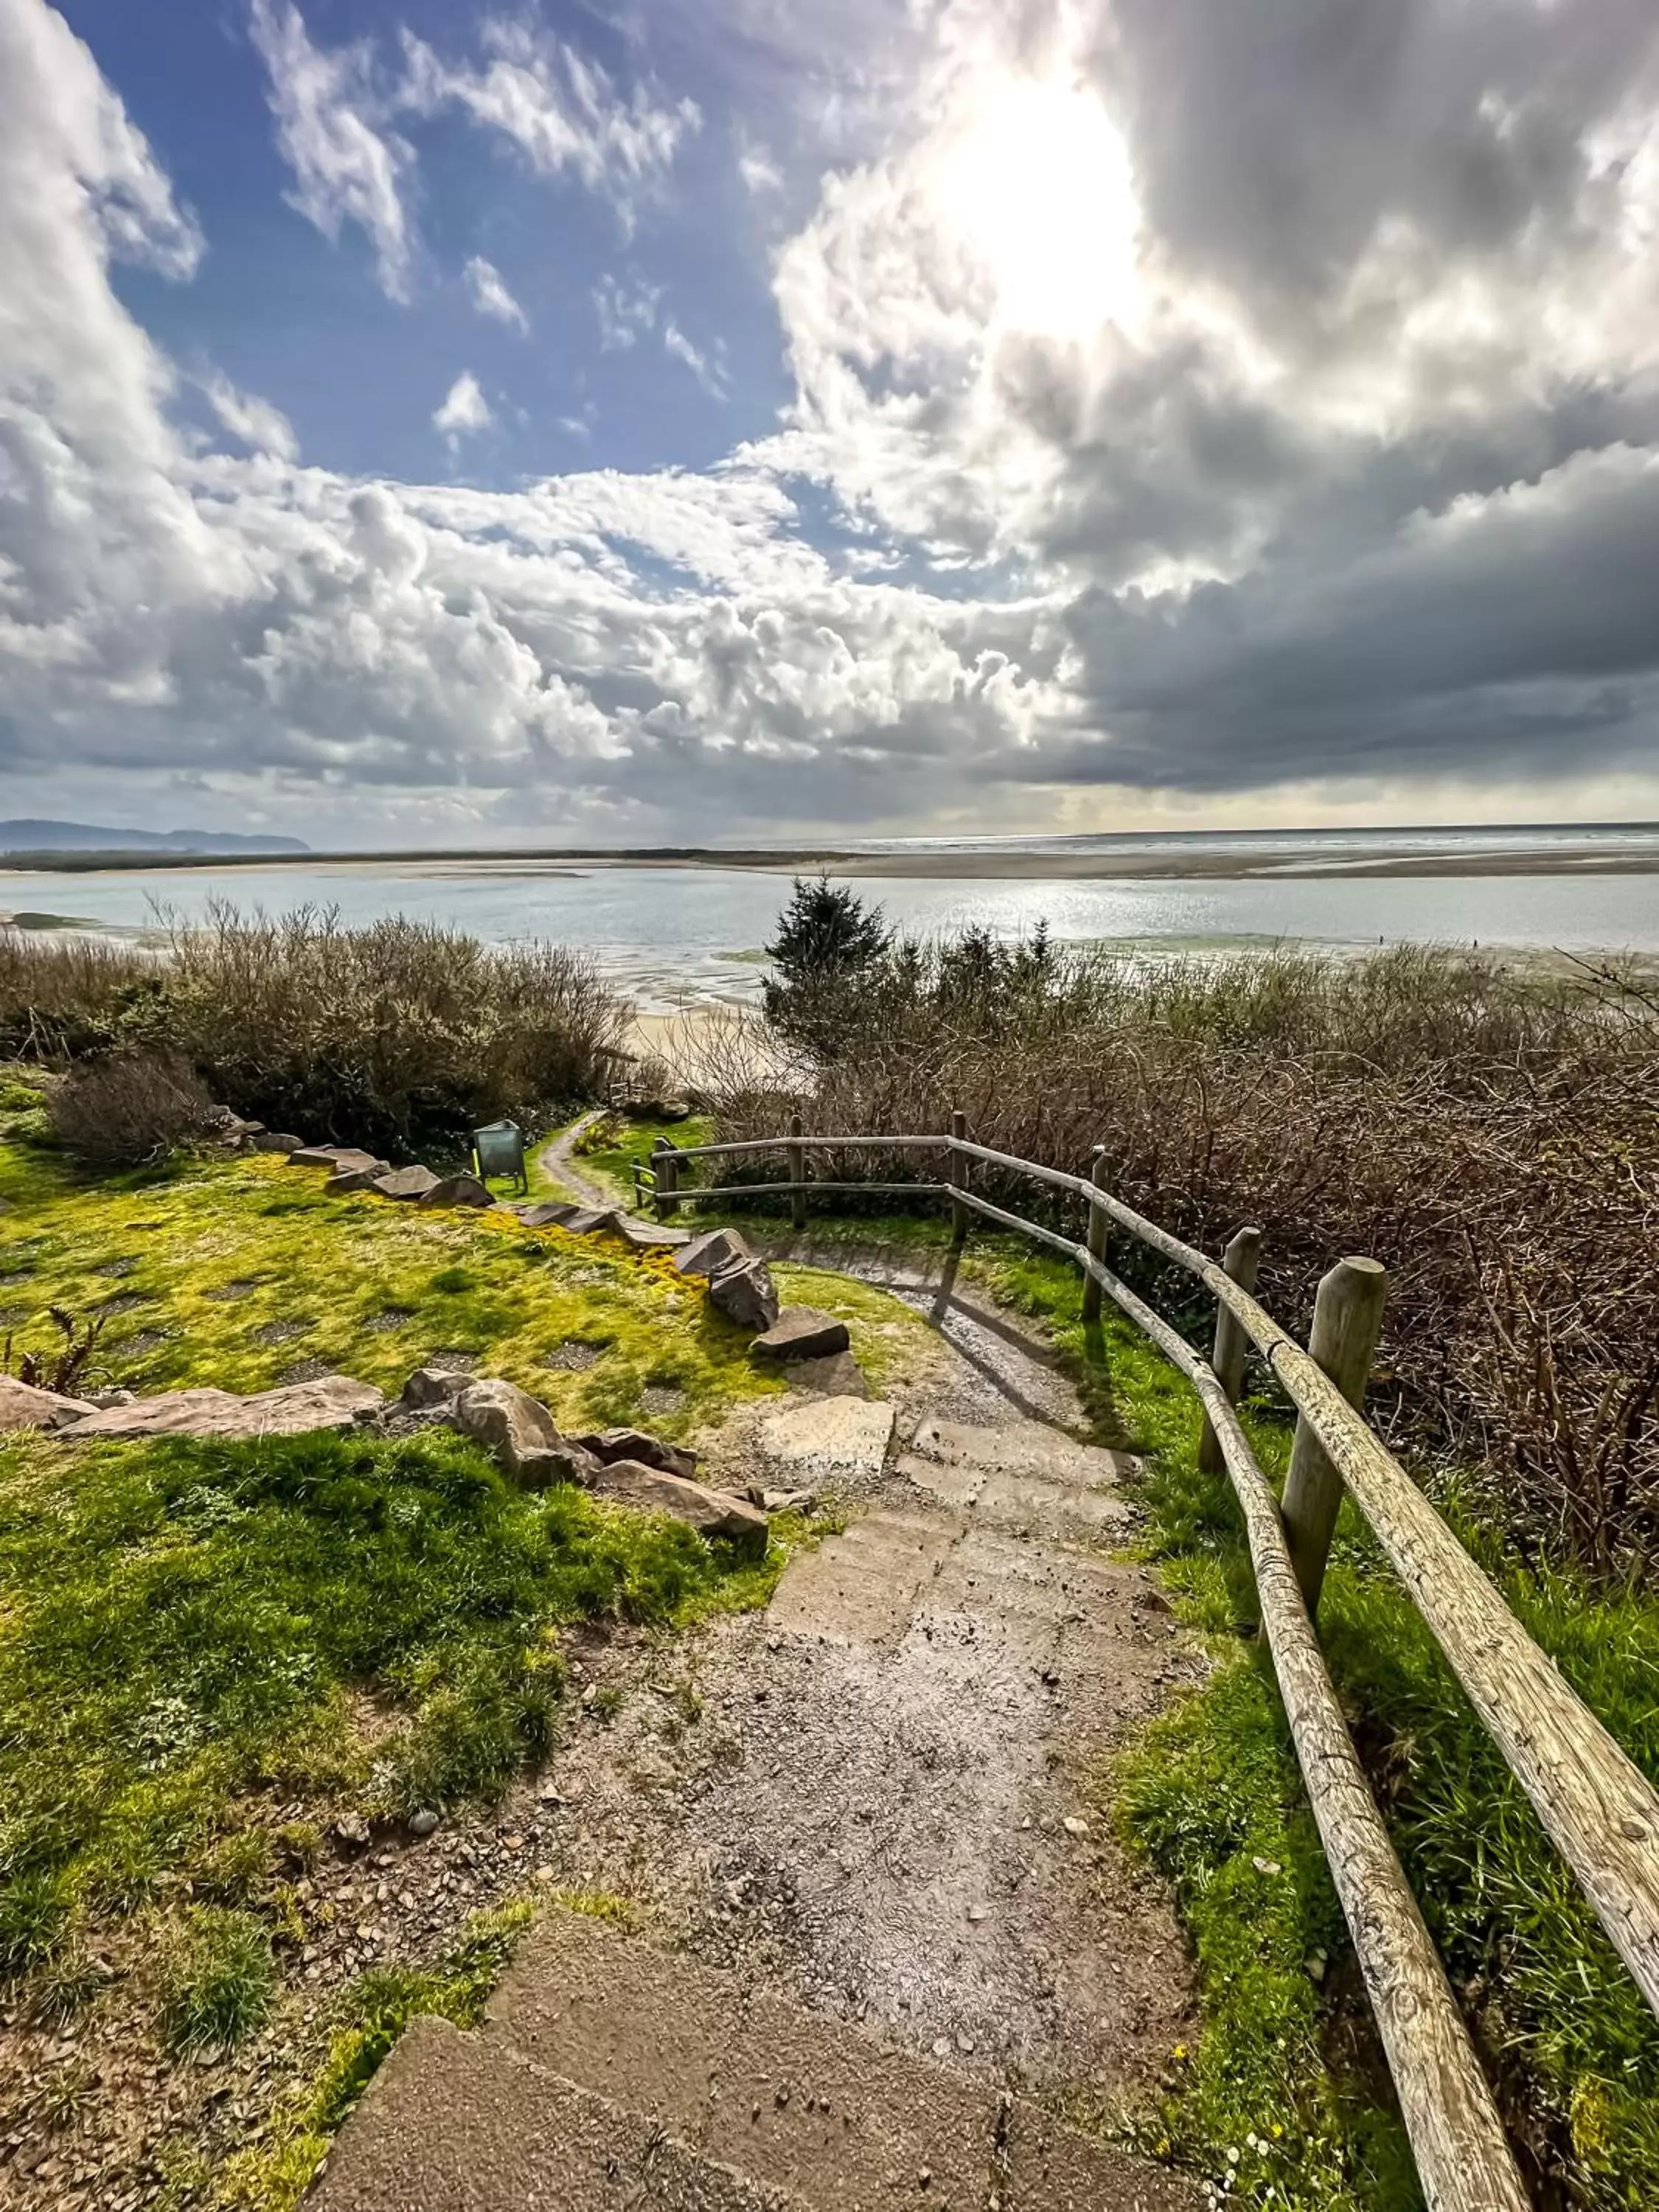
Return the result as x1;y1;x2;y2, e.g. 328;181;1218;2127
669;1125;1659;2034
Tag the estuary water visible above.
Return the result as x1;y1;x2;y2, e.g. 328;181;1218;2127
4;831;1659;1012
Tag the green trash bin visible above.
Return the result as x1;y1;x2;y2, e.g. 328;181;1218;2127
472;1119;528;1194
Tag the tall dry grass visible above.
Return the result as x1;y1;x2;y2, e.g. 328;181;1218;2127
0;904;625;1155
712;939;1659;1572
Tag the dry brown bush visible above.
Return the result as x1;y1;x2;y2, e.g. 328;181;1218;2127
712;941;1659;1572
46;1050;223;1171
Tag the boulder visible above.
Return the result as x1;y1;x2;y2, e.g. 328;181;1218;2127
60;1374;384;1440
323;1162;392;1193
672;1227;752;1281
0;1377;99;1433
289;1145;383;1174
252;1132;306;1154
588;1460;768;1558
708;1256;779;1332
370;1165;441;1202
448;1377;596;1489
420;1174;493;1209
574;1427;698;1482
749;1307;852;1363
398;1367;471;1411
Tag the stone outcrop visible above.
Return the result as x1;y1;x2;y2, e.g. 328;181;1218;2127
61;1374;383;1440
0;1377;99;1433
706;1257;779;1332
587;1460;768;1557
672;1228;751;1281
574;1427;698;1482
749;1308;851;1363
324;1162;392;1193
370;1165;442;1202
446;1377;597;1489
420;1174;493;1209
289;1145;383;1174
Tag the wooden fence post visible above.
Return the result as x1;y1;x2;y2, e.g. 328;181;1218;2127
1198;1225;1263;1474
652;1137;679;1223
949;1108;969;1246
1282;1256;1388;1614
789;1112;806;1231
1081;1149;1109;1324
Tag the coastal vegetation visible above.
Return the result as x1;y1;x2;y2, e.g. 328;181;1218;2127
0;903;625;1158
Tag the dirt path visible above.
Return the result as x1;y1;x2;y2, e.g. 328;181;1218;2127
535;1109;613;1208
317;1245;1206;2208
520;1247;1201;2105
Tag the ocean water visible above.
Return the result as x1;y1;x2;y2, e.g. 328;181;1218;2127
4;830;1659;1012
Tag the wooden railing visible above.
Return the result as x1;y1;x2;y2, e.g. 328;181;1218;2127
641;1121;1659;2212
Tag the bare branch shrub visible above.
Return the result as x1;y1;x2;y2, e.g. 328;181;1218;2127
714;939;1659;1571
46;1051;221;1171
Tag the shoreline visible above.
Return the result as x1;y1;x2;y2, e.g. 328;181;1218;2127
9;841;1659;884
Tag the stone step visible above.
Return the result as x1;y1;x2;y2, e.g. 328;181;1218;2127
898;1419;1136;1544
481;1907;1200;2212
308;2013;804;2212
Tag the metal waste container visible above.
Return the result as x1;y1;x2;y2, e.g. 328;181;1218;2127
472;1118;528;1194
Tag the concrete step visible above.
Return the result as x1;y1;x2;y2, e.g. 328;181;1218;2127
897;1419;1136;1544
309;2014;804;2212
311;1910;1201;2212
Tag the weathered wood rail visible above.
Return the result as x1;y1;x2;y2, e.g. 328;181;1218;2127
641;1121;1659;2212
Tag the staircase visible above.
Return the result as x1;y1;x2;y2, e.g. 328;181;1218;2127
309;1904;1200;2211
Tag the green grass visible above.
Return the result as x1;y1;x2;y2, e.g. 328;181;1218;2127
0;1128;782;1441
958;1231;1659;2211
215;1899;536;2211
0;1422;799;1975
158;1905;276;2054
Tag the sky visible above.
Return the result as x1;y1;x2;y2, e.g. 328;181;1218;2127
2;0;1659;848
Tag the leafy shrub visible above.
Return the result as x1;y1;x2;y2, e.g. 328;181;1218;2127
46;1049;221;1170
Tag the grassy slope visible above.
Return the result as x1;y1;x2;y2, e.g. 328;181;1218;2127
0;1082;932;2202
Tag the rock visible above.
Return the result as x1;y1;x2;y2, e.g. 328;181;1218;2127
672;1227;752;1281
562;1207;622;1236
784;1350;869;1399
574;1427;698;1482
289;1145;383;1174
744;1484;818;1514
0;1377;99;1433
517;1201;584;1228
323;1162;392;1193
750;1307;852;1363
658;1100;694;1122
86;1388;136;1410
588;1460;768;1558
707;1256;779;1332
408;1809;440;1839
448;1378;596;1489
369;1165;441;1202
252;1131;306;1154
60;1374;384;1440
419;1173;493;1208
398;1367;470;1411
615;1215;691;1249
333;1814;371;1851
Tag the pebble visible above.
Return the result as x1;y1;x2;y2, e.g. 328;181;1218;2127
1062;1815;1089;1837
408;1809;439;1838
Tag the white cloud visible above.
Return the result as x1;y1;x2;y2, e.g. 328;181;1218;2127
432;369;493;449
594;271;661;350
663;321;731;400
248;0;415;301
398;16;698;229
463;254;527;331
200;371;299;462
737;142;782;195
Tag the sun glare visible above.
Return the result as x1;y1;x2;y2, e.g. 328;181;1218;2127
933;78;1142;342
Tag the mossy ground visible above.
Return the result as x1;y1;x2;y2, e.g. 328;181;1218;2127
0;1079;931;2202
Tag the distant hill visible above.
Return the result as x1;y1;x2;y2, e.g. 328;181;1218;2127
0;819;310;856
